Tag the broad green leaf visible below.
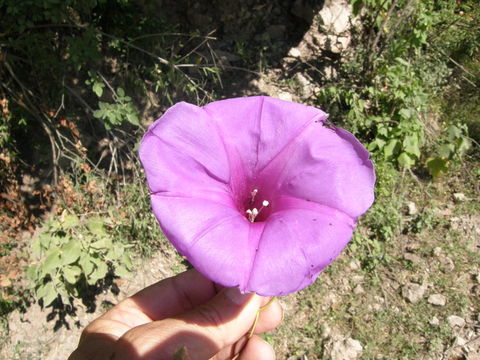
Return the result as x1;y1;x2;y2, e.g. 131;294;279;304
90;237;112;250
457;137;471;154
122;252;133;270
79;256;94;276
61;239;82;265
403;135;420;158
96;261;108;278
384;139;400;159
37;282;57;306
87;217;107;236
88;261;108;284
116;87;125;97
42;248;61;274
439;144;455;158
32;238;42;257
447;125;462;140
112;246;124;259
26;265;37;281
426;157;449;178
63;265;82;284
63;214;79;229
398;152;415;168
43;282;58;306
115;265;130;278
398;108;413;120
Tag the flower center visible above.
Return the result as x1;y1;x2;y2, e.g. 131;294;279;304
244;188;270;223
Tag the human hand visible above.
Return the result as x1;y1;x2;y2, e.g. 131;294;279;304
68;269;283;360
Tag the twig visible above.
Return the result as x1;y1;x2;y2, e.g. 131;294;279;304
127;32;217;44
368;0;400;66
177;29;216;64
63;84;94;113
97;71;118;99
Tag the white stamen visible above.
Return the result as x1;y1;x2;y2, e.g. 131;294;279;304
262;200;269;207
250;189;258;204
246;209;252;215
252;208;258;216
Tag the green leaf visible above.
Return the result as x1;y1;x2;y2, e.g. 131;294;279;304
403;135;420;158
398;108;413;120
61;239;82;265
115;265;130;277
87;217;107;236
63;265;82;284
116;87;125;97
79;256;94;276
32;238;42;257
38;282;57;306
90;237;112;250
126;112;139;126
88;261;108;284
93;82;104;97
63;214;80;229
42;248;61;274
93;109;104;119
384;139;400;159
26;265;37;281
398;152;415;168
122;252;133;270
426;157;449;178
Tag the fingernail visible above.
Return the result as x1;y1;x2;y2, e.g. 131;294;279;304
224;286;251;305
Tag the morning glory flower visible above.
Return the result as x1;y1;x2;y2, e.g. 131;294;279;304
140;96;375;296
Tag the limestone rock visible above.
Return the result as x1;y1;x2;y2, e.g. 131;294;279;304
402;282;426;303
319;0;351;34
428;294;446;306
447;315;465;328
330;338;363;360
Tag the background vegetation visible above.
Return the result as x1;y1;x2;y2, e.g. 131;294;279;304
0;0;478;358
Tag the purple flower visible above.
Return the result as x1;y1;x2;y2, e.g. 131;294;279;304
140;96;375;296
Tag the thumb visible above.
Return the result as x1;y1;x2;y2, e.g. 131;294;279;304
113;287;264;360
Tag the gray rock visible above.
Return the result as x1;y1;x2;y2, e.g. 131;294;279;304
453;192;468;202
447;315;466;328
353;285;365;295
319;0;352;34
430;316;440;326
407;201;418;215
428;294;446;306
288;47;302;58
402;282;426;303
330;338;363;360
278;92;293;102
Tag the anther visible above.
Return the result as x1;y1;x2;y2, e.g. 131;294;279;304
250;189;258;204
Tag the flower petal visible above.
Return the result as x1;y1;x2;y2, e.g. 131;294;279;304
151;194;255;288
269;124;375;219
139;102;230;197
204;96;326;180
246;207;354;296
